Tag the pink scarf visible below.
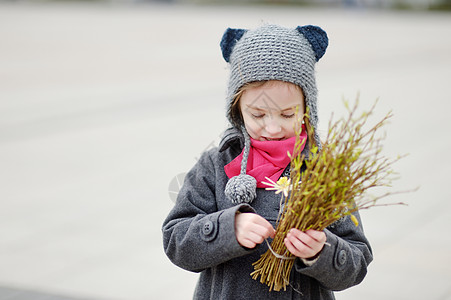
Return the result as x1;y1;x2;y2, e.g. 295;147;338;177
224;129;307;188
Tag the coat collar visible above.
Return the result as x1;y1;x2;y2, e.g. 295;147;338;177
219;127;244;152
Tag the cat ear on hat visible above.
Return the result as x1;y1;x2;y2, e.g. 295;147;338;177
296;25;329;62
220;28;247;63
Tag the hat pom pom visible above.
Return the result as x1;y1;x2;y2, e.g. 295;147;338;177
225;174;257;204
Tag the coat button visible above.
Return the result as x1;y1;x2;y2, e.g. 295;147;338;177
202;220;214;236
338;250;347;266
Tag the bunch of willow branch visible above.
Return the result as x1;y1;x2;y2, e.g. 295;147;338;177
251;100;407;292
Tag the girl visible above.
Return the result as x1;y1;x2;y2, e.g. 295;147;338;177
162;24;372;299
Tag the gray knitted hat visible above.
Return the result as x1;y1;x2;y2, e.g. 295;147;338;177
220;24;328;204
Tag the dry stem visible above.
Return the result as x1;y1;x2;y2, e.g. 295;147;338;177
251;99;407;291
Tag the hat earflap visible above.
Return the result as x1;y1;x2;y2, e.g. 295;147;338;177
296;25;329;61
220;28;248;63
224;126;257;204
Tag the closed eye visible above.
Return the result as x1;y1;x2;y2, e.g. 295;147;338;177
251;113;265;119
281;113;295;119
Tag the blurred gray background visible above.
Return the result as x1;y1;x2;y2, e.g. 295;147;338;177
1;1;450;299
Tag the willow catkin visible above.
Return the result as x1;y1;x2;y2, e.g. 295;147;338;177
251;100;405;291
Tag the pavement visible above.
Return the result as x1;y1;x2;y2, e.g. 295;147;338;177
0;2;450;299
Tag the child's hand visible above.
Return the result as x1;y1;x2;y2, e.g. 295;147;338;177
235;212;276;249
284;228;326;259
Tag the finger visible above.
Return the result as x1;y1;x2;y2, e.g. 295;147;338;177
236;230;264;248
246;230;266;245
269;228;276;239
305;229;326;243
249;214;276;236
235;213;275;245
286;231;320;258
287;233;311;251
290;229;326;250
239;237;257;249
284;236;313;258
288;228;303;236
284;237;299;256
288;229;314;250
236;224;270;247
244;214;275;238
249;223;275;241
300;230;326;256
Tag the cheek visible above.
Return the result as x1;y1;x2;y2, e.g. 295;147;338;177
242;112;262;129
241;115;265;139
292;120;302;132
244;120;262;139
283;119;300;136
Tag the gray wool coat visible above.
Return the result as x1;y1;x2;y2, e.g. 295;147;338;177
162;129;373;300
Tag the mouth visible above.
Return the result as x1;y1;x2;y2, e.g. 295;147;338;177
263;137;285;141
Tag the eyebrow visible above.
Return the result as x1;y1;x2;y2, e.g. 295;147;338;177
246;104;299;112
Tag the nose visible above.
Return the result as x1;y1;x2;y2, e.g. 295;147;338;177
265;119;282;135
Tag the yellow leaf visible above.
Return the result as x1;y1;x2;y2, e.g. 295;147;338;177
351;214;359;227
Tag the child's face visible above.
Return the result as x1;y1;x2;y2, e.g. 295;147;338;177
239;80;305;141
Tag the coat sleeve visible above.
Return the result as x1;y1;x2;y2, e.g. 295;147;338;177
162;150;254;272
294;211;373;291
